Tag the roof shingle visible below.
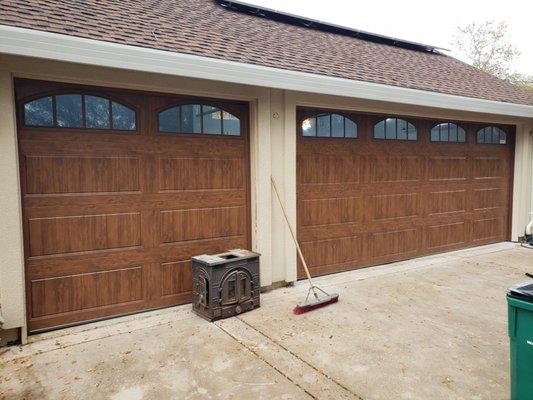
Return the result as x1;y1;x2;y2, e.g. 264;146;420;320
1;0;532;106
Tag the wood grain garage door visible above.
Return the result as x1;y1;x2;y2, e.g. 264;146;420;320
16;79;250;332
297;108;514;278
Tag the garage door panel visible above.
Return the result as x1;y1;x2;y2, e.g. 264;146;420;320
160;260;193;298
298;222;365;241
160;206;246;243
370;192;420;221
299;196;362;227
426;221;468;250
473;187;506;211
30;266;144;319
370;228;419;260
301;236;363;269
297;108;513;278
152;136;246;157
473;156;506;180
28;300;149;333
158;156;245;191
427;156;469;182
472;217;506;242
19;132;150;155
27;212;142;257
24;190;248;214
298;155;362;185
427;189;467;216
17;79;250;331
370;156;422;183
25;250;147;280
297;185;362;199
25;155;141;195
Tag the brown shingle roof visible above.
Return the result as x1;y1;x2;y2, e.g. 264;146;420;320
1;0;533;106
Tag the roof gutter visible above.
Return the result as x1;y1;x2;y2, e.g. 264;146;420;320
1;25;532;118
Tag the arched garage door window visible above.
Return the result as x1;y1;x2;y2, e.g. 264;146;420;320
374;117;417;141
158;104;241;136
430;122;466;142
476;126;507;144
23;94;137;131
301;113;358;138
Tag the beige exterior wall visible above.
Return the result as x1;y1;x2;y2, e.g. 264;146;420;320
0;70;26;334
512;121;533;239
0;54;531;339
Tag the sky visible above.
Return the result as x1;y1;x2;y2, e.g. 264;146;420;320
242;0;533;75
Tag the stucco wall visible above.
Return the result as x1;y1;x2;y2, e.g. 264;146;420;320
0;54;531;340
0;71;26;332
512;121;533;239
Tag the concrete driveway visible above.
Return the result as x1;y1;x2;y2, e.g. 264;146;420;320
1;243;531;399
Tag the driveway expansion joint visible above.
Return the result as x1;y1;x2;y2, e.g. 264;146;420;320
237;317;365;400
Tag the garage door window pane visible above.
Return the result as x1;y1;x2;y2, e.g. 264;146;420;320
457;128;466;142
24;96;53;127
222;111;240;136
485;127;492;143
477;129;485;143
112;102;136;130
302;117;316;136
181;105;202;134
374;120;385;139
407;123;417;140
385;118;396;139
202;106;222;135
317;114;331;137
56;94;83;128
85;96;110;129
449;124;458;141
331;114;344;137
345;119;357;138
440;126;449;141
159;107;179;132
397;119;407;139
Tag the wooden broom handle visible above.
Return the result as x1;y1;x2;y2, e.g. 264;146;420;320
271;176;316;290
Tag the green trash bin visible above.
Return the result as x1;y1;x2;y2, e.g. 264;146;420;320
508;282;533;400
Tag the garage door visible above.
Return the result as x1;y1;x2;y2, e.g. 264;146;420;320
16;79;250;332
297;108;514;278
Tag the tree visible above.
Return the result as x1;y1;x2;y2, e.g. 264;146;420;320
452;20;532;88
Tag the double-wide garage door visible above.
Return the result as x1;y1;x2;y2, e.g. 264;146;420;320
297;108;514;278
17;79;250;332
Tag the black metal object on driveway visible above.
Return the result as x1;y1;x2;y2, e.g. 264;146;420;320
191;249;260;322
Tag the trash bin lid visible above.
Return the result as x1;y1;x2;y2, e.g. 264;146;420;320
509;281;533;302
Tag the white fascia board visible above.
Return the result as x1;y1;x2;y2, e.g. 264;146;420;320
1;25;533;118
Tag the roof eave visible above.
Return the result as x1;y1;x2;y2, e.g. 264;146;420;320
1;25;532;118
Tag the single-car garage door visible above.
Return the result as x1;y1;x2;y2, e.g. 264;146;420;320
16;79;250;332
297;108;514;278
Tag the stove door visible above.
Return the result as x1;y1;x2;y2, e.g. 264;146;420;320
220;269;252;306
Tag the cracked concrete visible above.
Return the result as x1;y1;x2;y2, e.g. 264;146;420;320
1;242;531;399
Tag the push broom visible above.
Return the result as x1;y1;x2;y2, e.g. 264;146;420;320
271;177;339;315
